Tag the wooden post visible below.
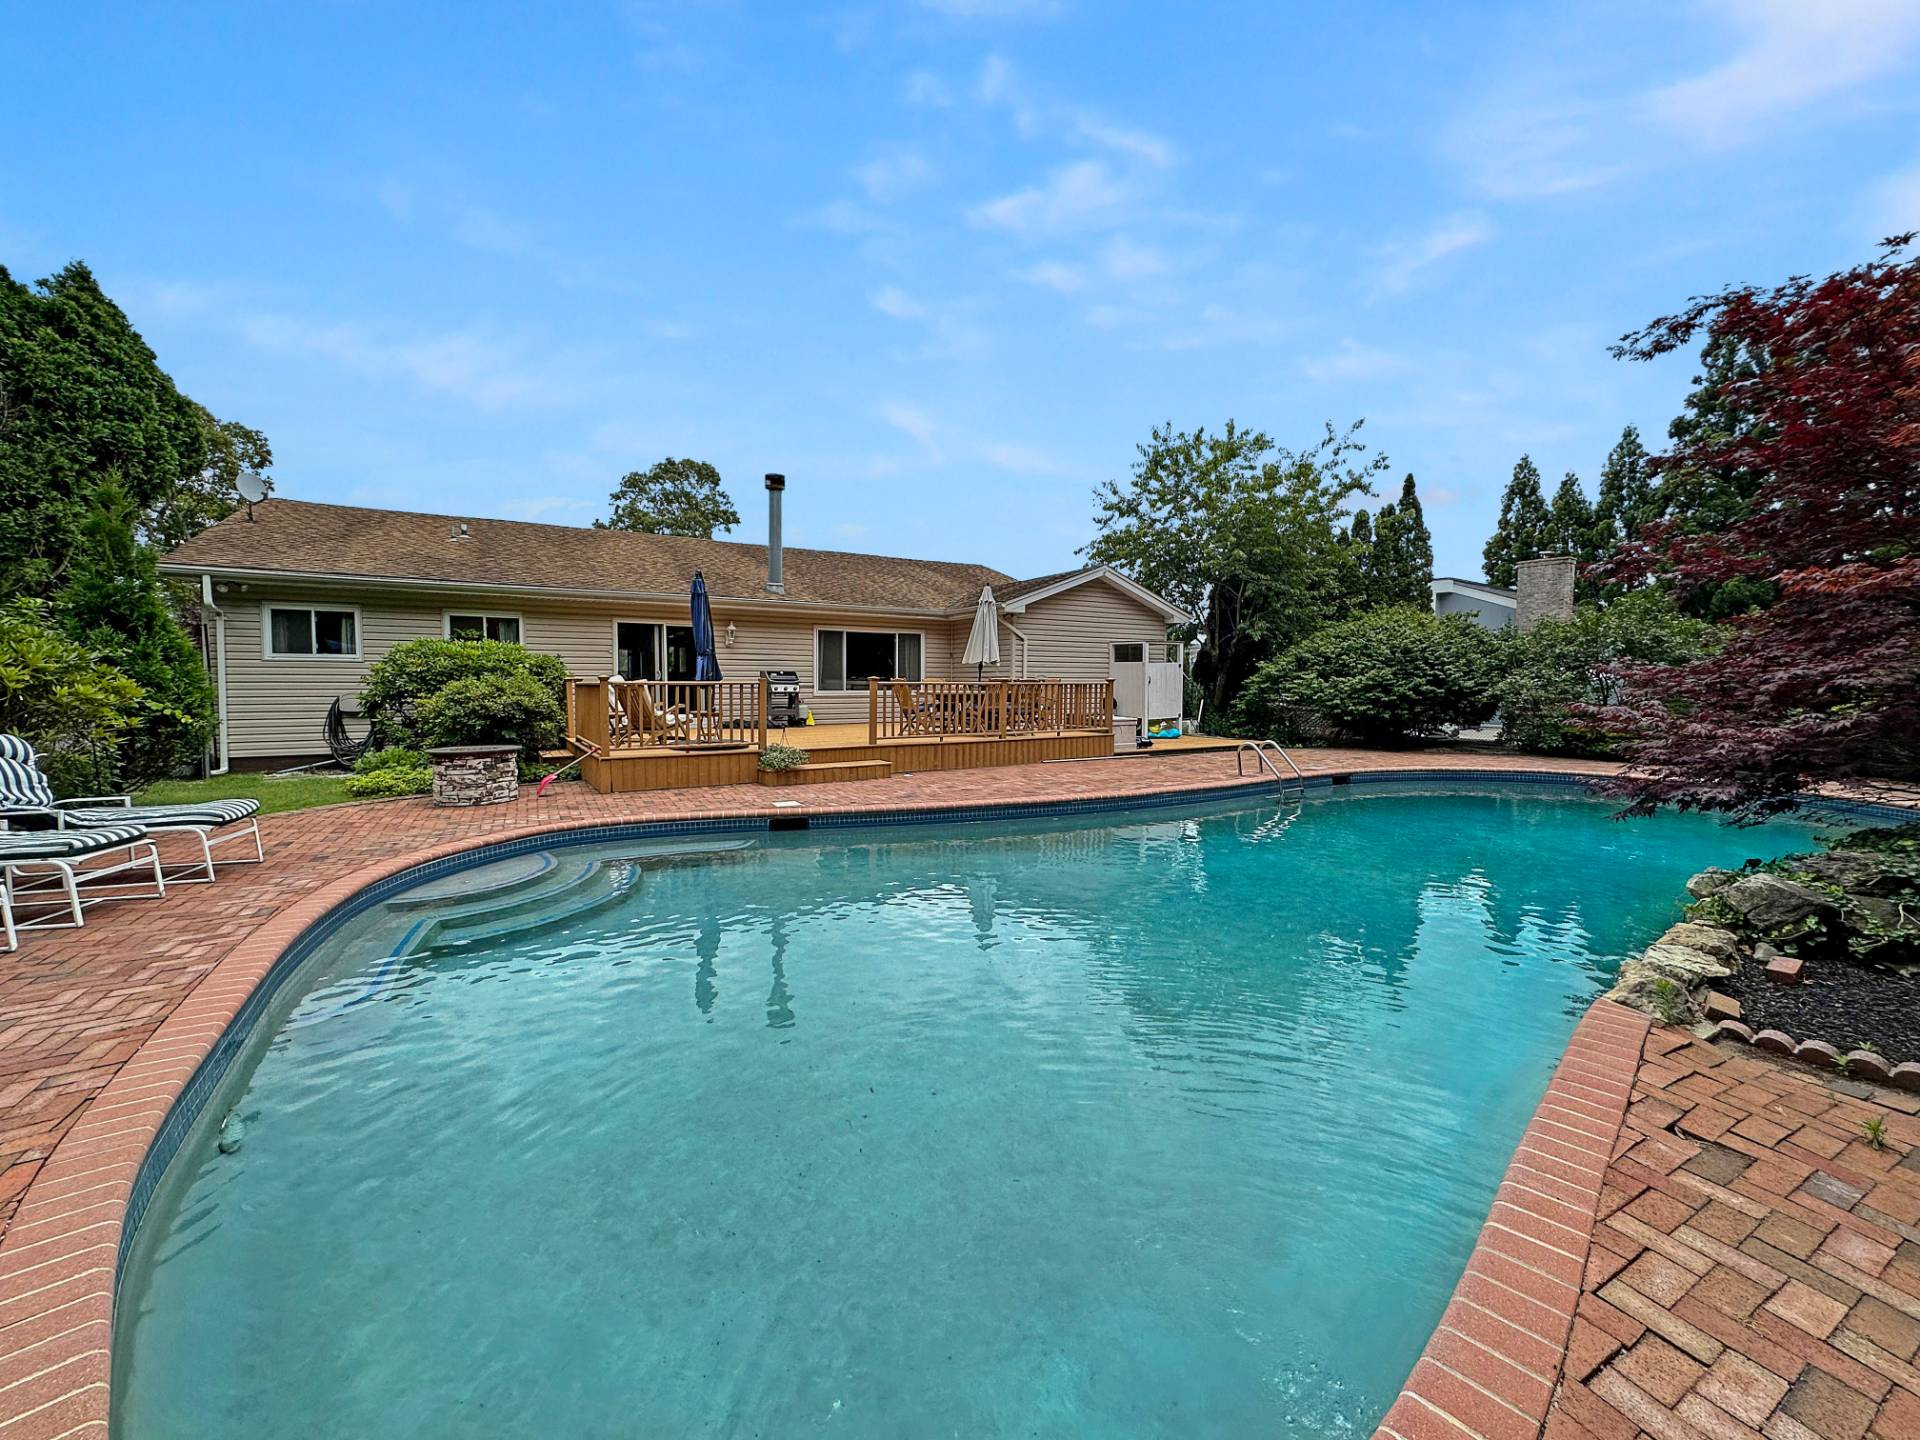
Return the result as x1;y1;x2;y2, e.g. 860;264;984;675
565;679;578;748
868;676;879;746
757;675;769;753
1106;678;1116;730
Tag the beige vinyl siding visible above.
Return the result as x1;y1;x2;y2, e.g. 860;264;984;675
949;577;1170;684
214;583;960;757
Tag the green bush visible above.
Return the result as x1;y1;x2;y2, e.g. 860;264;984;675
361;638;568;749
0;599;145;794
758;743;811;771
1495;591;1715;756
343;745;432;798
414;672;564;753
1238;606;1504;746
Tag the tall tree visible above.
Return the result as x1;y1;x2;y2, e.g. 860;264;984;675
54;477;215;784
1086;419;1387;716
143;407;273;553
596;458;740;537
1591;425;1653;555
0;262;213;596
1548;472;1595;560
1591;236;1920;817
1392;473;1434;588
1367;480;1433;608
1482;455;1550;587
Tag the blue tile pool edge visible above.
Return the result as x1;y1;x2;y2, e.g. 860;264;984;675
108;768;1913;1293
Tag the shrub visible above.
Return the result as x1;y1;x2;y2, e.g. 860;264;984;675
361;638;568;749
343;745;432;798
1496;591;1714;756
759;743;810;771
0;599;145;794
54;478;215;784
414;672;564;753
1238;606;1504;746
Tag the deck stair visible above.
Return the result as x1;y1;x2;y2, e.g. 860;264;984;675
755;759;893;787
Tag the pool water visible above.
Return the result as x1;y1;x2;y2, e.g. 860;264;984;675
113;783;1831;1438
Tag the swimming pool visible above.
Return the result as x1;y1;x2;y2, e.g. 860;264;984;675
112;781;1833;1438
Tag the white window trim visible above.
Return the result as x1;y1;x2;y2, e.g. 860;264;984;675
261;602;363;660
442;609;524;643
811;626;927;693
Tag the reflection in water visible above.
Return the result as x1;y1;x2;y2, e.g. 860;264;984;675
694;913;720;1017
765;913;794;1029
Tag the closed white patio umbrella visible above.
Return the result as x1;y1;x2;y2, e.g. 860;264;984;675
962;585;1001;680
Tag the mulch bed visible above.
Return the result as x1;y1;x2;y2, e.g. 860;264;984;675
1719;948;1920;1063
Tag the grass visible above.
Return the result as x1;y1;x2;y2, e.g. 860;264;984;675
135;769;357;815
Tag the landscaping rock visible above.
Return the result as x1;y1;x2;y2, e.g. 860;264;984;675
1661;922;1741;965
1795;1039;1841;1069
1765;954;1804;985
1687;868;1738;899
1721;873;1840;934
1640;939;1734;984
1703;992;1742;1022
1753;941;1780;964
1605;959;1700;1023
1798;849;1910;898
1754;1029;1796;1054
1892;1062;1920;1093
1845;1050;1892;1084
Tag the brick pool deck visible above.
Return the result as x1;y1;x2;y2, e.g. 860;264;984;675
3;745;1912;1438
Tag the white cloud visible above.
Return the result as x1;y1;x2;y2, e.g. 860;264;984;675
1071;116;1175;168
919;0;1060;18
903;70;954;107
1368;212;1493;299
1448;0;1920;198
1098;235;1167;282
974;54;1174;167
1424;487;1464;507
1017;260;1087;292
853;150;933;204
882;402;940;453
1299;339;1411;382
969;160;1130;236
868;284;928;320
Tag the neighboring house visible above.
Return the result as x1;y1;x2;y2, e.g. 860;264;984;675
1430;576;1517;630
160;486;1189;768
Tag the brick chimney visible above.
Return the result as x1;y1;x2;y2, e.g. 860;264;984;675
1516;555;1576;631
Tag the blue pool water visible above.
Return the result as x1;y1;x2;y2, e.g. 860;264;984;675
112;783;1834;1438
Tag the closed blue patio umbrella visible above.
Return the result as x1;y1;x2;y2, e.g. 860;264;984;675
689;570;722;681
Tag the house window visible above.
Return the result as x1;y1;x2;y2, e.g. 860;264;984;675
816;630;923;691
265;606;359;658
446;613;522;644
1112;642;1146;664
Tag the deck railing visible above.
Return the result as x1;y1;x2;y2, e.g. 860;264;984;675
566;678;768;753
868;678;1115;743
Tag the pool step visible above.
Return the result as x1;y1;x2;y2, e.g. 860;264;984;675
756;760;894;787
410;860;636;954
387;851;558;910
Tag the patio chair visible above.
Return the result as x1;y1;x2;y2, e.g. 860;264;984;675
630;683;695;745
0;734;265;885
0;825;166;952
890;681;938;736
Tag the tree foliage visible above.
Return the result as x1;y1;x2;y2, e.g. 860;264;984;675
1495;591;1715;756
1592;426;1654;556
1360;474;1435;608
1085;419;1386;716
1238;606;1504;746
54;477;215;784
1482;455;1551;588
596;458;740;538
144;407;273;554
1548;472;1595;564
361;637;571;750
415;671;564;754
0;599;144;795
1591;236;1920;817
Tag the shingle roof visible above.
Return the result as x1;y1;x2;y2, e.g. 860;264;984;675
161;499;1024;612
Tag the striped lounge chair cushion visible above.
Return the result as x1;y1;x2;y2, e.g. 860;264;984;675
0;735;55;811
0;826;148;859
61;799;261;828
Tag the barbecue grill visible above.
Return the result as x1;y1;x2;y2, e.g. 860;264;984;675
762;670;802;729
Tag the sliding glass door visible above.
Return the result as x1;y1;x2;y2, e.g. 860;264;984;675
614;622;697;682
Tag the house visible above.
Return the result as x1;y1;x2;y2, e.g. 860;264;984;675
1430;576;1517;630
160;478;1191;770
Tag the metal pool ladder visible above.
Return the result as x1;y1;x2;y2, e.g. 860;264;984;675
1236;740;1306;800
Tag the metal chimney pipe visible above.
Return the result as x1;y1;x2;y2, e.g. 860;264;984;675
764;473;786;593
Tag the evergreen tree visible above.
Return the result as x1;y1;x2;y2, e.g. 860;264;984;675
54;477;215;785
1347;507;1373;549
1548;472;1595;560
1591;425;1652;554
1481;455;1550;588
1375;473;1434;603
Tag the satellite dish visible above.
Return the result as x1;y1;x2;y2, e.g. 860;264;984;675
235;472;269;522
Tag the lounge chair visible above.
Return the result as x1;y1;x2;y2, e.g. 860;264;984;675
629;683;696;745
0;735;264;885
891;681;938;736
0;825;165;951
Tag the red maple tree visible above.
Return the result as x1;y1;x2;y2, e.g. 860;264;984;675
1591;237;1920;818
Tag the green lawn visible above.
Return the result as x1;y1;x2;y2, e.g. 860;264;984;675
134;770;357;815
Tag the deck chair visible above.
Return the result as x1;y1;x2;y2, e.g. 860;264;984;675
890;682;938;736
630;683;695;744
0;825;166;951
0;734;265;885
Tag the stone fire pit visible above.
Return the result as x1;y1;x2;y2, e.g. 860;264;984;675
426;744;522;807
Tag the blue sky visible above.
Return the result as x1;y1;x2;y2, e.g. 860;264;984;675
6;1;1919;581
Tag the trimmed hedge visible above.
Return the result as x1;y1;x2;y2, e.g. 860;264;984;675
361;638;569;751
